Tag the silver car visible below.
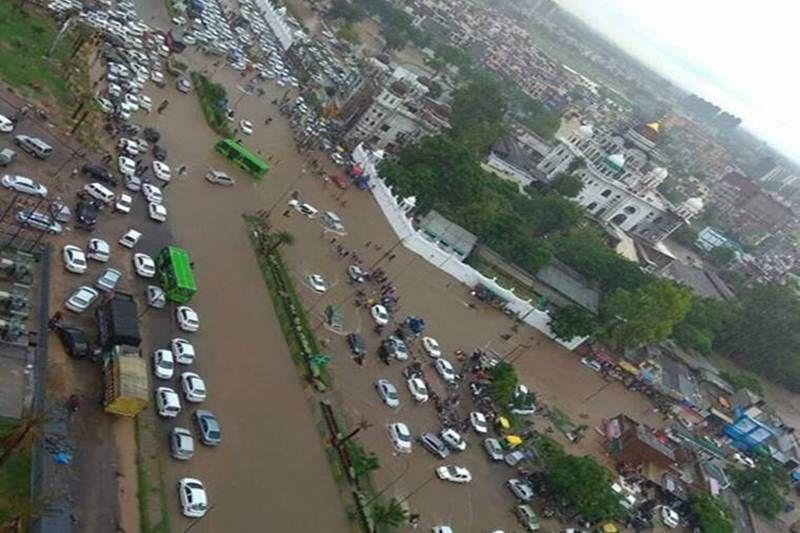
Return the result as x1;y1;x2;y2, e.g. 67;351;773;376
15;210;62;234
2;174;47;197
375;379;400;408
96;267;122;292
193;410;221;446
169;427;194;460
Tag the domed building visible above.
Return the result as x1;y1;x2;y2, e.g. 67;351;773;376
536;119;684;244
676;197;705;221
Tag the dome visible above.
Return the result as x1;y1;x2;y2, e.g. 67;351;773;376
577;124;594;139
649;167;668;180
605;153;625;170
684;197;704;211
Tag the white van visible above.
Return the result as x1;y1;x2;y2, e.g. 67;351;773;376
84;182;115;205
14;135;53;159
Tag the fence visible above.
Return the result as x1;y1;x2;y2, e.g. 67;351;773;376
368;177;586;351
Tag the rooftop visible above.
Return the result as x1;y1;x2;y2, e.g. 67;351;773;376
535;260;600;312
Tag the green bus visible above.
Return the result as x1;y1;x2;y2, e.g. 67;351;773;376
156;246;197;304
214;138;269;179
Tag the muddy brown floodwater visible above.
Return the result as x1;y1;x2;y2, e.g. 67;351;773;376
119;1;669;526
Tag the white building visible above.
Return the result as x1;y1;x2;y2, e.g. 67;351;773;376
537;121;685;243
345;68;449;153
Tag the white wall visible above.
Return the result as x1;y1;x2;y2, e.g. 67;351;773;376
369;176;585;351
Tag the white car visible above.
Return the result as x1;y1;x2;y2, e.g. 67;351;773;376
177;478;209;518
732;452;756;468
122;93;139;112
660;506;680;529
117;137;139;156
434;358;458;383
95;267;122;292
580;357;602;372
0;114;14;133
87;238;110;262
306;274;327;293
436;465;472;484
155;386;181;418
153;349;175;379
370;304;389;326
115;193;132;214
240;119;253;135
170;337;196;364
181;372;207;402
62;245;87;274
388;422;412;454
148;202;167;222
287;199;318;218
470;411;488;434
95;96;114;114
119;229;142;248
205;170;234;186
125;174;142;192
142;183;163;204
138;94;152;111
118;155;136;176
65;285;99;313
440;428;467;451
152;160;171;182
176;306;200;332
421;336;442;358
133;253;156;278
407;377;429;403
2;174;48;198
146;285;166;309
507;478;535;502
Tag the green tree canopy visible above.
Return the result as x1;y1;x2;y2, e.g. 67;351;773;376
688;492;733;533
369;497;408;528
719;282;800;390
729;458;788;519
603;280;693;348
489;361;518;407
549;304;598;341
672;296;735;355
551;172;583;197
542;452;621;522
709;245;736;268
449;71;507;154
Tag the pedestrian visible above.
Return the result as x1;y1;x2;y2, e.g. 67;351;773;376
330;237;337;244
233;127;239;135
282;209;291;217
365;241;371;247
178;165;187;175
388;254;396;261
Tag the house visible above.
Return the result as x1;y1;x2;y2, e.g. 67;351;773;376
417;210;478;260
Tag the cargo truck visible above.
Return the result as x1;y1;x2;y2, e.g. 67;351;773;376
95;292;148;416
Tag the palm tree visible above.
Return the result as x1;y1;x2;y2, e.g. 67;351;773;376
265;230;294;255
370;498;408;529
348;443;380;478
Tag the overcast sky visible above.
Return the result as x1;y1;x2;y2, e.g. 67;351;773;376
553;0;799;162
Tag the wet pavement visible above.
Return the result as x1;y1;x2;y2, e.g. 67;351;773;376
15;2;671;530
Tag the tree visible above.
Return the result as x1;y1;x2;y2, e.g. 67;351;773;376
549;305;598;341
718;370;764;396
347;442;380;478
719;283;800;390
265;231;294;255
551;172;583;197
528;193;584;234
672;296;735;355
369;497;408;528
327;0;366;21
729;458;787;519
542;453;621;522
449;71;507;154
603;280;692;349
709;245;736;268
688;492;733;533
489;361;518;407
